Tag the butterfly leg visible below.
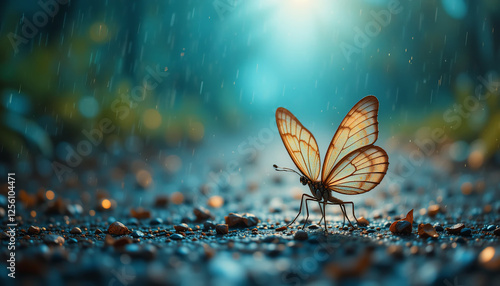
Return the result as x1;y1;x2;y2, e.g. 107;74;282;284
317;202;325;225
287;193;306;227
342;201;359;227
339;203;356;228
339;204;347;226
303;197;320;229
288;194;317;227
322;201;328;235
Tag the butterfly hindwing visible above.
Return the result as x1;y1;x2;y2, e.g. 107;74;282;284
276;107;321;181
322;96;380;183
326;145;389;195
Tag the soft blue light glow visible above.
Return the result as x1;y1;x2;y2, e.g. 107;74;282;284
78;96;100;118
441;0;467;19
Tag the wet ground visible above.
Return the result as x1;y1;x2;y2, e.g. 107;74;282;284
1;147;500;286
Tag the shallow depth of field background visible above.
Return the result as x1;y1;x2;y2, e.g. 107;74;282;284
0;0;499;204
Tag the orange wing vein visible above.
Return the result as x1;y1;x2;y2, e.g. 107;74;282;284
326;145;389;195
276;107;321;181
322;96;380;183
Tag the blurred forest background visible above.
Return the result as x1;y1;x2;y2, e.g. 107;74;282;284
0;0;499;194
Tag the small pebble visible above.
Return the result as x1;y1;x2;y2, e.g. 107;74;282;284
225;213;259;228
366;229;376;233
294;230;308;241
276;226;288;232
43;234;65;246
28;226;41;234
460;228;472;236
95;229;103;234
70;227;82;234
308;224;320;230
493;228;500;236
203;221;215;231
108;221;130;235
150;218;163;225
216;224;229;235
393;221;412;234
193;207;212;221
486;225;496;231
131;230;144;238
170;233;184;240
357;217;370;226
174;223;190;232
434;225;444;232
446;223;465;234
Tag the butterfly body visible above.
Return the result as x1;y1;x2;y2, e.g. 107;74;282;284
274;96;389;233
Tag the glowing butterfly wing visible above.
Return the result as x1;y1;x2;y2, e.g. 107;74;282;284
322;96;380;183
276;107;321;181
326;145;389;195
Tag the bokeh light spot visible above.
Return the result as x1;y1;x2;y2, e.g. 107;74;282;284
46;190;55;200
90;22;110;42
208;195;224;208
136;169;153;188
143;109;162;129
101;199;112;209
78;96;100;118
164;155;182;174
171;192;184;205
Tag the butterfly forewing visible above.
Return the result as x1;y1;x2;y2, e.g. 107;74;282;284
322;96;380;183
276;107;321;181
326;145;389;195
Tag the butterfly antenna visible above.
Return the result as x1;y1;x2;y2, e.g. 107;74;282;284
273;164;301;176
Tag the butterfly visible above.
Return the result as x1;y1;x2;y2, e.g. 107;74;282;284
273;96;389;232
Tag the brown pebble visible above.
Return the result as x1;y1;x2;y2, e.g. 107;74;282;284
276;226;288;232
108;221;130;235
193;207;213;221
224;213;260;228
28;226;41;235
494;228;500;236
215;224;228;235
427;205;440;217
357;217;369;226
446;223;465;234
70;227;82;234
95;229;103;234
174;223;190;232
418;223;439;238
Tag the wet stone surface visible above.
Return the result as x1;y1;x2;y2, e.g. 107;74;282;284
1;155;499;286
